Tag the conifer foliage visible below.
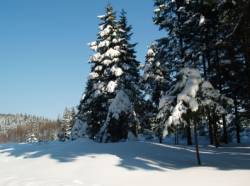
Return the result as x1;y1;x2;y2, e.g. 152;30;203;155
141;42;170;141
71;1;250;154
77;5;120;139
75;5;141;142
153;0;250;146
98;10;142;142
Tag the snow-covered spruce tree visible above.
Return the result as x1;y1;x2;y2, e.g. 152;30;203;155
58;107;76;141
158;68;233;164
143;42;170;108
141;42;170;141
98;10;142;142
199;81;234;147
76;5;121;139
64;107;76;140
153;0;194;142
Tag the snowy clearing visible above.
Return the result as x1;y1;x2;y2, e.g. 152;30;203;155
0;139;249;186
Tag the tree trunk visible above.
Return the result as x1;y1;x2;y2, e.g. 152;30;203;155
194;120;201;165
239;3;250;120
212;114;219;148
175;126;179;145
186;121;192;145
208;114;214;145
159;133;163;144
222;115;228;144
234;96;241;143
202;54;207;80
158;127;163;144
159;137;162;144
215;49;222;91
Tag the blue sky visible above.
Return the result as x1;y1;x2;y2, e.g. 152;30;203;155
0;0;164;119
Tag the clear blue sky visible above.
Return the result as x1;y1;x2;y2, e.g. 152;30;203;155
0;0;164;119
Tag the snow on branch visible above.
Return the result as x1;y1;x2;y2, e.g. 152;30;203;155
158;68;233;138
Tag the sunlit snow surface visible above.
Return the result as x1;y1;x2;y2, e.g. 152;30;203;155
0;139;250;186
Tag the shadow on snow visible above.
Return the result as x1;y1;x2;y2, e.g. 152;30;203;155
0;139;250;171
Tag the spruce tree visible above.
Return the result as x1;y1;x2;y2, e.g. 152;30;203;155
76;7;141;142
141;42;170;141
158;68;233;163
98;10;141;142
143;42;170;107
76;5;121;139
153;0;183;79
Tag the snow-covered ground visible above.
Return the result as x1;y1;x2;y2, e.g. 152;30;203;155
0;139;249;186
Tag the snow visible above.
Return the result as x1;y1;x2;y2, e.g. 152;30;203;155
99;25;104;31
89;41;98;52
26;134;38;143
199;15;205;26
147;48;155;56
93;90;101;98
102;59;112;65
158;68;233;138
118;28;125;33
0;139;249;186
154;8;160;13
112;38;119;44
95;82;105;92
97;15;105;19
159;68;202;119
105;48;121;58
71;119;87;140
90;53;101;62
107;90;132;120
98;40;110;48
112;57;119;63
98;90;135;141
100;25;113;37
111;66;123;77
94;65;103;71
200;80;233;114
106;81;117;93
177;6;185;12
89;72;99;80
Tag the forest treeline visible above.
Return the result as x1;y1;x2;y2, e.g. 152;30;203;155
0;110;77;143
71;0;250;148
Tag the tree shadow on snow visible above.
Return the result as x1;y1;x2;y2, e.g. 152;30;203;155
0;139;250;171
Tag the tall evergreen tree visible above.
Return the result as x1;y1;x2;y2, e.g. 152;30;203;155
98;10;142;142
158;68;233;163
153;0;183;79
141;42;170;141
76;5;121;139
143;42;170;107
75;7;141;142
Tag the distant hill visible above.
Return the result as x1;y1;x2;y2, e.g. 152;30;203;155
0;113;53;132
0;113;62;143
